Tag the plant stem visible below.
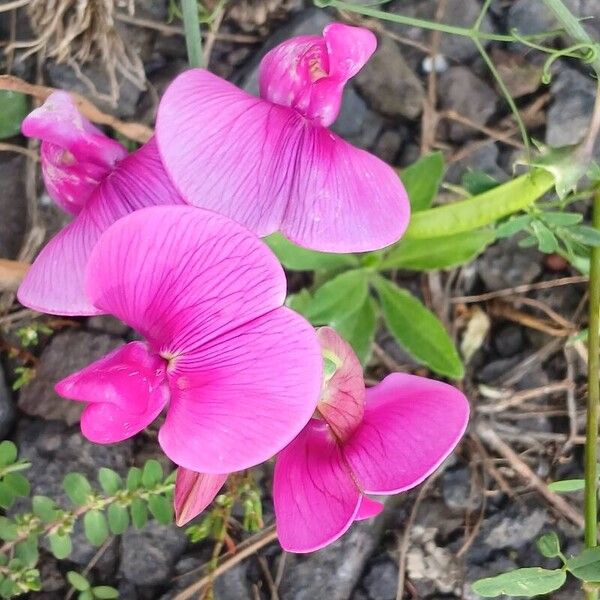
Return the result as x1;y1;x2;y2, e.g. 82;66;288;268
181;0;204;68
585;189;600;600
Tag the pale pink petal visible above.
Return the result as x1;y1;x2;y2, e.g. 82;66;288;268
17;138;184;316
274;419;361;553
316;327;364;442
174;468;228;526
21;91;127;214
355;496;384;521
258;23;376;126
159;307;322;473
55;342;169;444
156;69;408;252
344;374;469;494
85;205;287;351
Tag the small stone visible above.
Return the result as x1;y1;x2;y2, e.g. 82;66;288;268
442;465;481;512
87;315;130;337
372;129;404;164
18;330;122;424
363;561;397;600
494;325;525;358
120;521;187;586
214;563;253;600
482;505;547;551
438;67;498;142
0;366;15;439
0;155;26;260
332;86;369;139
355;37;425;120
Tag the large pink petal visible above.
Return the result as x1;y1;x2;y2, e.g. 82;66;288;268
324;23;377;81
344;374;469;494
17;138;184;316
174;468;228;526
156;69;409;252
21;91;127;215
274;419;361;553
85;205;287;351
55;342;169;444
158;307;322;473
317;327;364;442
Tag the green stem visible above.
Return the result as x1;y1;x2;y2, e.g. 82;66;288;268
181;0;204;68
542;0;600;74
585;190;600;600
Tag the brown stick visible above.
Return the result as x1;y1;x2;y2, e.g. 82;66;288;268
0;75;153;143
0;259;29;292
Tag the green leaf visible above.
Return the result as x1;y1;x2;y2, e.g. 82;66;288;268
15;535;38;567
570;225;600;247
531;221;559;253
0;91;28;140
400;152;444;212
264;233;359;271
540;212;583;226
126;467;142;491
142;460;163;488
0;441;17;467
67;571;90;592
130;498;148;529
4;472;30;497
334;297;378;365
92;586;119;599
98;468;122;495
472;567;566;597
148;495;173;525
107;503;130;535
79;591;94;600
548;479;585;492
0;518;17;541
461;171;500;195
84;510;109;546
286;289;312;316
305;269;369;326
380;229;495;271
496;214;533;238
536;532;561;558
374;276;464;378
0;482;14;509
63;473;92;506
48;532;72;559
32;495;58;522
567;547;600;581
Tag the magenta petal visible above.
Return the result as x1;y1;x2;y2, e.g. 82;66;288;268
344;374;469;495
55;342;169;444
317;327;364;442
159;307;322;473
174;468;227;526
156;69;409;252
323;23;377;81
355;496;384;521
274;419;361;553
21;91;127;214
17;138;184;316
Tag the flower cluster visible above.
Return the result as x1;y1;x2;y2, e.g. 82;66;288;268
17;23;469;552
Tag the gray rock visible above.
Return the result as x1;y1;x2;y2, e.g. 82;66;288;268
442;465;481;512
482;505;547;551
372;129;405;164
388;0;494;62
438;67;498;142
0;366;15;439
18;330;122;424
214;563;253;600
0;155;26;260
363;561;397;600
446;144;507;185
494;325;525;358
332;86;369;139
87;315;130;337
547;68;596;148
355;37;425;120
120;520;187;586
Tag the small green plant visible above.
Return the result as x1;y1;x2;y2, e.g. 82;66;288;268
14;323;52;349
67;571;118;600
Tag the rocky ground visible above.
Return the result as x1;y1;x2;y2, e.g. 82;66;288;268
1;0;599;598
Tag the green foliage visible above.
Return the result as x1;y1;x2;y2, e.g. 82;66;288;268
400;151;444;212
472;568;567;597
0;91;28;140
536;532;562;558
14;323;52;348
566;548;600;582
67;571;119;599
548;479;585;492
10;368;34;392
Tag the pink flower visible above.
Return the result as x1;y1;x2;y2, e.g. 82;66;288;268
273;328;469;552
156;23;410;253
18;92;184;316
54;206;323;473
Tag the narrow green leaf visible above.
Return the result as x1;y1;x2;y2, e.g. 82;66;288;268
0;91;28;140
67;571;90;592
0;441;17;467
98;468;122;495
531;221;559;253
548;479;585;492
472;567;566;597
374;276;464;378
265;233;359;271
567;547;600;581
142;460;163;488
130;498;148;529
334;297;378;365
462;171;500;195
570;225;600;247
0;483;14;509
126;467;142;491
148;495;173;525
84;510;109;546
107;503;130;535
540;212;582;226
92;586;119;599
536;532;561;558
305;269;369;326
496;214;533;238
63;473;92;506
400;151;444;212
32;495;58;522
4;473;30;497
380;229;495;271
48;532;72;559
